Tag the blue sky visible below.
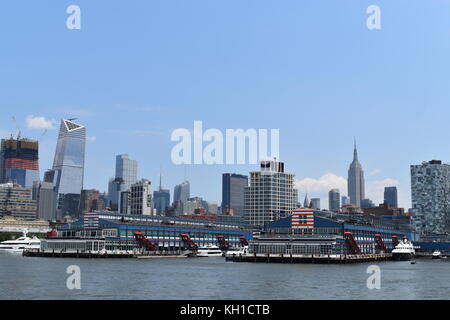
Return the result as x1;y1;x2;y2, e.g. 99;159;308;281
1;0;450;209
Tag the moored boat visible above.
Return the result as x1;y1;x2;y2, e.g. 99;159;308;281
0;229;41;254
392;237;415;261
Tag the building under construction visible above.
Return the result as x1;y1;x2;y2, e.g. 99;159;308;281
0;137;39;188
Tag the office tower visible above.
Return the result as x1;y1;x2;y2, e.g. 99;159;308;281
108;177;126;211
0;137;39;187
129;179;153;215
244;160;298;225
384;186;398;208
222;173;248;216
347;140;365;207
153;175;170;214
310;198;320;210
361;198;375;209
328;189;340;212
33;181;56;221
108;154;138;212
174;180;190;204
0;183;37;220
80;189;105;214
51;119;86;219
341;196;350;206
115;154;138;190
411;160;450;234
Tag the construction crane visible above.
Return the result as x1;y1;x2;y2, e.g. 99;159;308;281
134;232;158;251
180;233;198;251
344;232;361;254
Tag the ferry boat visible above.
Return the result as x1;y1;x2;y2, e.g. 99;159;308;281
0;229;41;254
224;246;249;260
195;245;223;257
392;237;415;261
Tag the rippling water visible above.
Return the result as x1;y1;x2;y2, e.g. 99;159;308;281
1;254;449;300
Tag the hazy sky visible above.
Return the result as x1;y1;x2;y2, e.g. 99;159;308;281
1;0;450;209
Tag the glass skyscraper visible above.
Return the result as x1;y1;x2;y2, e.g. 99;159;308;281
51;119;86;218
174;180;190;204
222;173;248;216
108;154;138;212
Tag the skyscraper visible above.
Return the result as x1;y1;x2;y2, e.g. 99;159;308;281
411;160;450;234
0;137;39;187
244;160;298;226
108;154;138;212
174;180;190;204
115;154;138;190
384;186;398;208
51;119;86;219
328;189;340;212
33;181;56;221
310;198;320;210
129;179;154;215
153;174;170;214
222;173;248;216
347;140;365;207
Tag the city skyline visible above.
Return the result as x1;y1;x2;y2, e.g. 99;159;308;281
3;1;450;210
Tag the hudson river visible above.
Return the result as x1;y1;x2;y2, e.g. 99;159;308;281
1;254;449;299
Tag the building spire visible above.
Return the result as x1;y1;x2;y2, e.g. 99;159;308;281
303;193;309;208
353;137;358;162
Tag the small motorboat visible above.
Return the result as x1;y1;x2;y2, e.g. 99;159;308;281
432;250;443;259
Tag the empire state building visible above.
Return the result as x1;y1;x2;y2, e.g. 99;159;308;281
347;141;365;207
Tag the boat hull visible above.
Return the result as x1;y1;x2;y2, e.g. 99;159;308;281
392;253;414;261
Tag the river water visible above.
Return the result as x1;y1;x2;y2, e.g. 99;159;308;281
0;254;449;300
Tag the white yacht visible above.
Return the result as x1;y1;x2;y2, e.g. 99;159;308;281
392;237;415;261
0;229;41;254
224;246;249;260
195;245;223;257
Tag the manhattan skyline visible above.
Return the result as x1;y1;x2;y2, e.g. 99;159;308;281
2;1;450;209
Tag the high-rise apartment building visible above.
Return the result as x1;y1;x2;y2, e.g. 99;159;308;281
328;189;340;212
244;160;298;226
50;119;86;219
0;137;39;187
384;186;398;208
129;179;154;215
0;183;37;220
347;141;365;207
222;173;248;216
411;160;450;234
